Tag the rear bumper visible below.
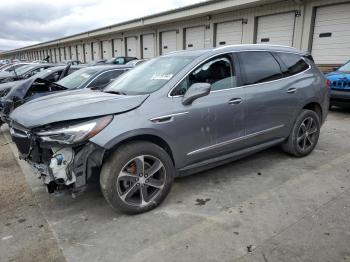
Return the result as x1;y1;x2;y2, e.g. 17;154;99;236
330;89;350;106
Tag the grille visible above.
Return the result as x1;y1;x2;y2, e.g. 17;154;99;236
331;79;350;90
10;123;32;157
0;88;10;97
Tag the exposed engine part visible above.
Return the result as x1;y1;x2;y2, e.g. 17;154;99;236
49;147;76;186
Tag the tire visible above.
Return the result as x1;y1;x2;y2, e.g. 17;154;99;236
100;141;175;214
282;109;320;157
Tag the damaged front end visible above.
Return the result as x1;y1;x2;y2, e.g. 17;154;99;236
10;116;112;194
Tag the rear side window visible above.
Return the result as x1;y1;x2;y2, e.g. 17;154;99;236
239;51;283;85
277;52;309;76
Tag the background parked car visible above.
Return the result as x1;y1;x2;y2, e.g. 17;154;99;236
0;63;55;84
56;64;131;90
326;60;350;108
88;59;107;66
105;56;137;65
125;59;148;67
0;65;85;125
0;62;30;72
63;60;82;65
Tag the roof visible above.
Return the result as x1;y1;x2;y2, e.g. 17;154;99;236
163;44;306;58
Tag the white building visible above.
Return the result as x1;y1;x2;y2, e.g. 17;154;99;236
1;0;350;71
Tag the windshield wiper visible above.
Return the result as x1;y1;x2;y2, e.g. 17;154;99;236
104;90;128;95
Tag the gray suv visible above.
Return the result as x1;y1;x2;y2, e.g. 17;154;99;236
9;45;329;214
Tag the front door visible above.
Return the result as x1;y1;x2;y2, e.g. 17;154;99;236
165;54;246;166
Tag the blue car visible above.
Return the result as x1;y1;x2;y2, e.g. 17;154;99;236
326;61;350;108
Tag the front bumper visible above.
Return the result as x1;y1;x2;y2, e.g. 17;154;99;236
10;123;105;191
330;89;350;106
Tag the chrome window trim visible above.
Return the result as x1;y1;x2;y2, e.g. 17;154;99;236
168;49;311;98
187;124;284;156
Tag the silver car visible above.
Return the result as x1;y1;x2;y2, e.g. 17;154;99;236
9;45;329;214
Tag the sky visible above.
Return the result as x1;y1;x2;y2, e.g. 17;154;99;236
0;0;203;51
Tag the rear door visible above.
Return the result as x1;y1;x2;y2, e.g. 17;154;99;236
237;51;296;144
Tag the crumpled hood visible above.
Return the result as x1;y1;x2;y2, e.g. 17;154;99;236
0;80;23;93
0;71;13;79
10;89;149;128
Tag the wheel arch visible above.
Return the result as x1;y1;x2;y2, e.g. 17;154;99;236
302;102;323;122
104;133;176;166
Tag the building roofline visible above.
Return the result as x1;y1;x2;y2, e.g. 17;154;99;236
2;0;276;54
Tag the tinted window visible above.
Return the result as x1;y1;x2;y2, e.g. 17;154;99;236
57;67;100;89
239;51;283;85
277;52;309;76
87;70;126;89
171;56;235;96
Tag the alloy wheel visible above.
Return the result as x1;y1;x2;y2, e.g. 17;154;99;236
297;117;319;152
117;155;166;207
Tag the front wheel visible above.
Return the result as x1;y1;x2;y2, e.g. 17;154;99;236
282;109;320;157
100;141;175;214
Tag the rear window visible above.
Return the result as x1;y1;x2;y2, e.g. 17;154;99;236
277;52;309;76
239;51;283;85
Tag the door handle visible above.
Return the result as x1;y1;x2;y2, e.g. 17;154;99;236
228;98;242;105
287;88;297;94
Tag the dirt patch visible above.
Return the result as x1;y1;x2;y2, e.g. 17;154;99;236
0;132;66;262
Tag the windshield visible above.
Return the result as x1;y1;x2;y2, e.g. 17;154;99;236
15;65;37;76
30;68;55;79
338;61;350;72
104;56;194;95
57;67;99;89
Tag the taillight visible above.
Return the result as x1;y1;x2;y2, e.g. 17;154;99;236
326;79;331;89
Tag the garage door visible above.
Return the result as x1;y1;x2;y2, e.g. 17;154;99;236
53;49;57;63
102;40;113;59
92;42;101;60
71;46;77;60
185;26;205;50
312;3;350;65
84;43;92;63
142;34;155;58
126;37;137;57
161;31;177;55
77;44;84;62
59;47;65;62
113;39;123;57
65;47;70;60
256;12;296;46
215;21;243;46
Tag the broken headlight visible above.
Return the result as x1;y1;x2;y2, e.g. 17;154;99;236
37;115;113;144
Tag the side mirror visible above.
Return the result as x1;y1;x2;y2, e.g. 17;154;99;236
182;83;211;105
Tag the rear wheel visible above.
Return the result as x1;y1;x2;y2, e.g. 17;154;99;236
282;110;320;157
100;141;175;214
